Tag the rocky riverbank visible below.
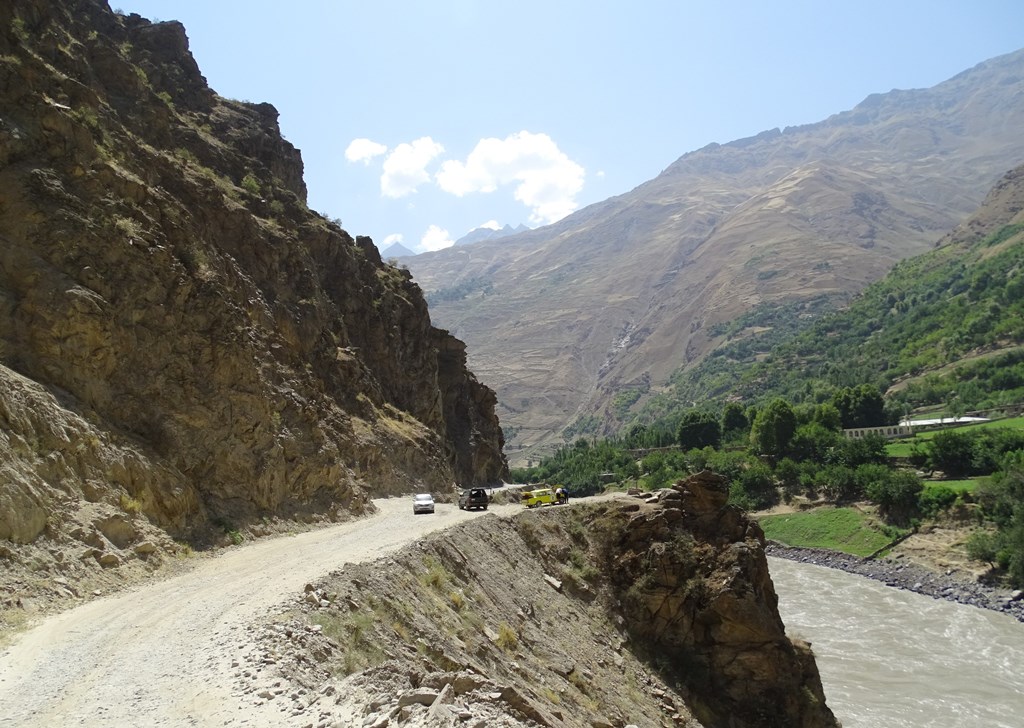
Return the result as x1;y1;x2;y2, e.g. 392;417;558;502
766;543;1024;623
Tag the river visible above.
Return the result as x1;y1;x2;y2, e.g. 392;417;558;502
768;557;1024;727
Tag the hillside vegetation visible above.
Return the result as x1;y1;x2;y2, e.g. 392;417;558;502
645;165;1024;423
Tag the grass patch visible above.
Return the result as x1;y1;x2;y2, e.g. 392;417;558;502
119;493;143;513
758;507;908;557
419;555;449;591
313;609;386;675
923;479;977;494
885;439;919;458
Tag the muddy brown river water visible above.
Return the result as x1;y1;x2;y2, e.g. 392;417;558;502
769;557;1024;727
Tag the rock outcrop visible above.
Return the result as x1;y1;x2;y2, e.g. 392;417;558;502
0;0;505;599
597;472;836;727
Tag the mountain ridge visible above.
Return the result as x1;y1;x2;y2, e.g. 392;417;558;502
405;47;1024;464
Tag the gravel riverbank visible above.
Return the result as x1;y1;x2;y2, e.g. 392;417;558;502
766;542;1024;623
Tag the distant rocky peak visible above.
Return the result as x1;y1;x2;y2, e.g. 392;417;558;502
453;223;530;247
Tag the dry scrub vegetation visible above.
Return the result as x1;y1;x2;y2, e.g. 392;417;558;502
251;508;702;727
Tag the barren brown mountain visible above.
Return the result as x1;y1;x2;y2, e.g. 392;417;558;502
0;0;505;599
405;48;1024;464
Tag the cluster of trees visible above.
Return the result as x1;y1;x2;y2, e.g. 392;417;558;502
914;427;1024;478
967;452;1024;586
672;385;888;455
516;387;925;522
515;389;1024;586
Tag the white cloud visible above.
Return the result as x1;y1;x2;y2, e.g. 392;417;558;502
420;225;455;252
478;220;501;230
382;233;404;246
435;131;585;225
345;138;388;164
381;137;444;198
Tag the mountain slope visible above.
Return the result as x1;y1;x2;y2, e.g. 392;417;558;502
406;48;1024;463
0;0;505;590
666;161;1024;413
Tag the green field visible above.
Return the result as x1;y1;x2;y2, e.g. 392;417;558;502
757;507;908;557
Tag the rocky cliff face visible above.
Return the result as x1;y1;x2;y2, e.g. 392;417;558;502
0;0;505;591
596;472;834;727
259;479;836;727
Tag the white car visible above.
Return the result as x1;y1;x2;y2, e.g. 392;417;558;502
413;493;435;514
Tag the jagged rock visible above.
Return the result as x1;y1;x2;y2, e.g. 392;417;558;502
600;471;838;728
397;688;438;707
97;552;121;568
0;476;49;545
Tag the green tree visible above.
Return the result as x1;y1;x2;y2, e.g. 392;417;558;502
831;384;887;428
866;469;923;525
853;463;890;502
814;464;858;502
750;398;797;459
812;403;843;431
787;422;840;463
835;433;889;468
737;464;774;509
721;401;749;439
775;458;802;503
678;409;721;450
973;451;1024;586
927;429;975;478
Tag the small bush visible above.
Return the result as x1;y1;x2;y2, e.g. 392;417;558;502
919;485;958;517
495;621;518;652
119;493;142;513
240;173;261;195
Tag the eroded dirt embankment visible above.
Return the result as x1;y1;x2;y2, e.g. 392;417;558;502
249;507;700;728
253;478;838;728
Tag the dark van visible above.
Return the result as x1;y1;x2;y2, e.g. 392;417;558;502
458;488;489;510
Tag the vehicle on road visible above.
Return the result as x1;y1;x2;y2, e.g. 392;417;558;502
458;488;489;510
412;493;435;514
521;488;556;508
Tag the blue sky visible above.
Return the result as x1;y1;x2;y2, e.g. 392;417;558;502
114;1;1024;255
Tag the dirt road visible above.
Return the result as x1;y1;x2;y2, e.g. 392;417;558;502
0;497;522;727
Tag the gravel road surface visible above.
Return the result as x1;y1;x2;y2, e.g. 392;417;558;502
0;497;521;727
